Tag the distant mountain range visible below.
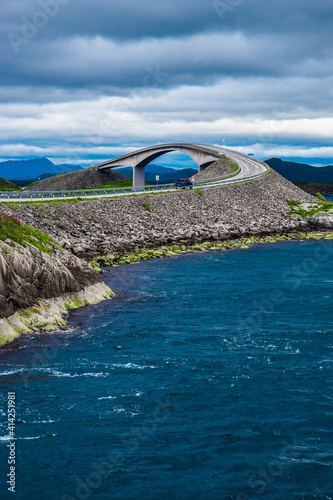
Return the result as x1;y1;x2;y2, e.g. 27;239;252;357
265;158;333;183
114;159;333;184
2;156;333;187
0;158;82;183
0;157;196;185
114;164;198;184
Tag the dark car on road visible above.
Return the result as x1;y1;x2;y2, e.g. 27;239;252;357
175;179;193;189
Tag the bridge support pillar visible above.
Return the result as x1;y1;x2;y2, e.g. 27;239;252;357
133;165;145;187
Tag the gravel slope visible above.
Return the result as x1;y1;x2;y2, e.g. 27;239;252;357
26;165;127;191
3;170;319;258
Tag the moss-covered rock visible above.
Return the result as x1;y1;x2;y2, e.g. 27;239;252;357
91;231;333;268
0;213;114;345
0;283;113;346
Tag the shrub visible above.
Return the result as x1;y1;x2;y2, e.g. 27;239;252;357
194;188;203;197
316;192;326;201
142;202;151;211
0;212;57;253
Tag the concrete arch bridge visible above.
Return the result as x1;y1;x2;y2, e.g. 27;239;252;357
96;143;226;187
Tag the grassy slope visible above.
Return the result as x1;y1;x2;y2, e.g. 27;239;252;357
0;177;21;191
81;180;135;189
0;213;58;253
27;179;152;191
76;180;153;190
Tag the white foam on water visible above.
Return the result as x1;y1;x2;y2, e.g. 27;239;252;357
30;419;60;424
19;434;57;440
0;368;26;376
42;368;110;378
112;362;156;370
0;435;13;441
113;407;126;413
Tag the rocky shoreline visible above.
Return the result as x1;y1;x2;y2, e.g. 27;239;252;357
0;282;112;346
1;170;328;260
0;223;113;345
1;167;333;346
88;230;333;270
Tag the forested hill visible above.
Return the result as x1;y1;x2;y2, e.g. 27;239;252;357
265;158;333;184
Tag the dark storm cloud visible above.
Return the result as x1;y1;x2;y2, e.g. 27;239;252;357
1;29;332;96
0;0;332;94
2;0;333;42
0;0;332;162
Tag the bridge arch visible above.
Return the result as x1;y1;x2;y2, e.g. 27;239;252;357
96;143;223;187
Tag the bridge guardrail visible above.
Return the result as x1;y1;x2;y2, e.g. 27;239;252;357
0;164;268;202
0;167;242;200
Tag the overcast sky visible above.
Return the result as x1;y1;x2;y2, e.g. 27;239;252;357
1;0;332;166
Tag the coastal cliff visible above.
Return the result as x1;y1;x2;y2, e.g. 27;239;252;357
0;214;112;345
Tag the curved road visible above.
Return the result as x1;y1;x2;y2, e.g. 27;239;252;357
194;145;268;180
0;148;268;202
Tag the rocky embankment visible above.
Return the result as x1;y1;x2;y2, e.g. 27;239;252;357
26;164;127;192
194;158;236;180
2;166;332;345
0;215;112;345
1;170;326;263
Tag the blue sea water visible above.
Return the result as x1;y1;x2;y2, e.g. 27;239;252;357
1;240;333;500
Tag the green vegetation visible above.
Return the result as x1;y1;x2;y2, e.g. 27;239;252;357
142;201;151;211
26;179;151;192
287;200;333;217
194;188;203;197
80;180;152;190
225;158;239;173
4;198;84;208
0;284;114;346
92;232;333;268
0;177;21;192
49;172;74;183
193;158;241;185
316;192;326;201
88;260;102;273
1;167;267;207
26;180;40;188
196;165;241;184
0;212;59;253
82;180;134;189
287;200;301;207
